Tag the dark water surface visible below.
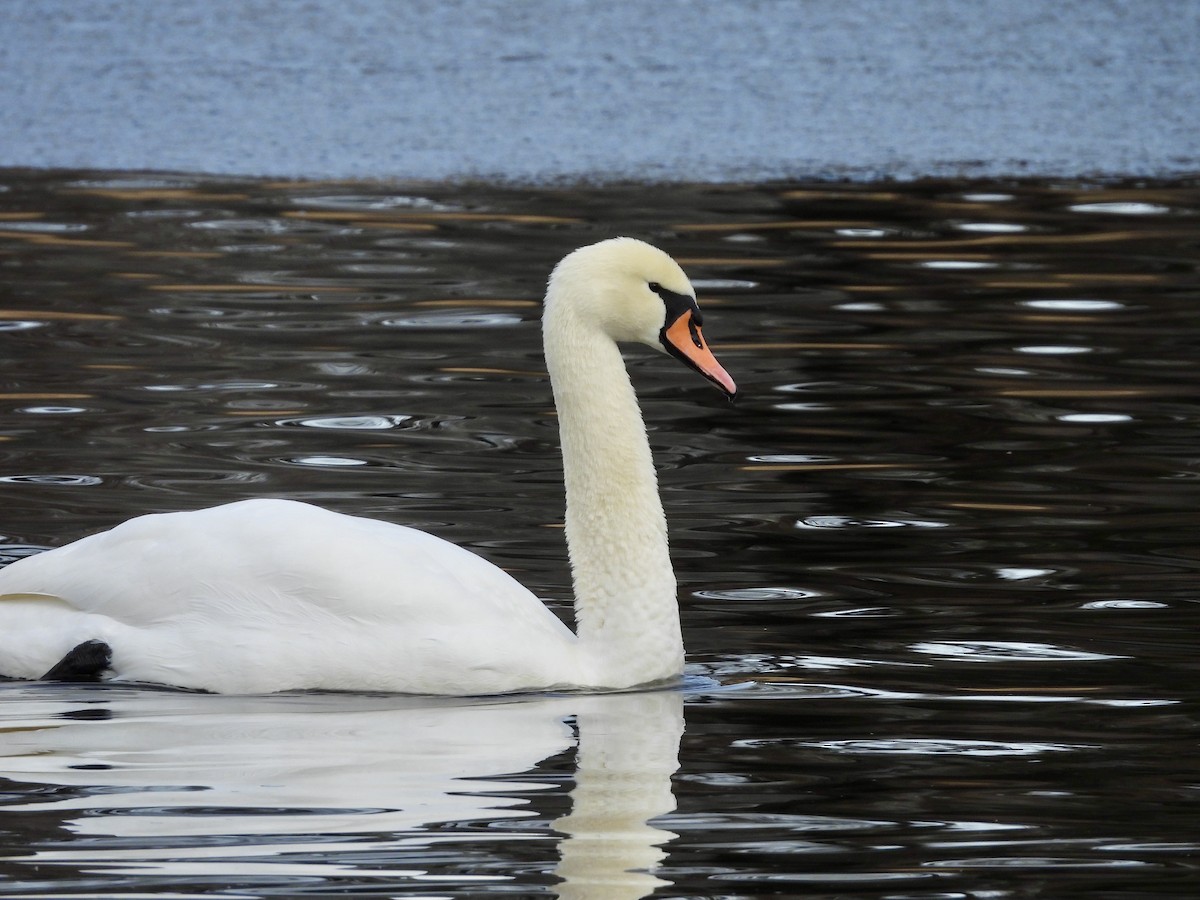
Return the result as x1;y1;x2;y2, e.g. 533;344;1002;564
0;169;1198;897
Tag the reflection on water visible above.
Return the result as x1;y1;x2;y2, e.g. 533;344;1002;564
1;170;1199;896
0;685;682;898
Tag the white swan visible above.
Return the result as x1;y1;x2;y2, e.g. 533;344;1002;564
0;238;736;694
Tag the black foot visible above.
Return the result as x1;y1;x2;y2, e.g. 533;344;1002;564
41;640;113;682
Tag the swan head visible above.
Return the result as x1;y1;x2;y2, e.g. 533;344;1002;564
547;238;737;398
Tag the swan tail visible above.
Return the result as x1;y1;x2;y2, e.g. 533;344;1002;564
41;639;113;682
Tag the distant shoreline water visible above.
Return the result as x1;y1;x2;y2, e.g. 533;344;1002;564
3;0;1197;183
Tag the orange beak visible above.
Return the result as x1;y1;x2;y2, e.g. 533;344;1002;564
661;310;738;399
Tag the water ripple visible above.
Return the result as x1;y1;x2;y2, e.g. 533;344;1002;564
2;173;1199;897
910;641;1125;663
0;474;102;486
794;738;1096;756
380;312;526;329
273;414;414;430
795;515;949;530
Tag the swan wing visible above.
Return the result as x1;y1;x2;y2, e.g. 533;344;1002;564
0;499;577;691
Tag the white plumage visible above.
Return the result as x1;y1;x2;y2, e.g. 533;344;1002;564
0;238;736;694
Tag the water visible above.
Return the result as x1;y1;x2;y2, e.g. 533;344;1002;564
0;169;1198;897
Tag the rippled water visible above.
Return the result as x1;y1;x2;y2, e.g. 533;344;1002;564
1;170;1199;897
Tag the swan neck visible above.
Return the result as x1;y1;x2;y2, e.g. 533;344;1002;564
544;301;683;685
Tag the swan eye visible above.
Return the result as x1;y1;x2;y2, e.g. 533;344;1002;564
649;282;697;313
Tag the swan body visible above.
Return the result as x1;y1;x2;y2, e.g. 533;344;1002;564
0;238;736;694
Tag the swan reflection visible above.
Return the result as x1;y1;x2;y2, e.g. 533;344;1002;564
0;684;682;898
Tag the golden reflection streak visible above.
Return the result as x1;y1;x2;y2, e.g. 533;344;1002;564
978;275;1164;288
1049;273;1163;284
780;189;907;202
829;230;1183;250
440;366;546;376
980;280;1072;289
861;252;995;261
946;501;1054;512
65;189;249;202
127;251;223;259
674;220;872;232
784;186;1188;207
342;221;439;231
1020;314;1119;323
0;230;133;249
0;310;122;322
263;179;363;189
676;257;789;266
280;211;428;222
146;283;355;293
0;213;44;221
994;388;1154;398
413;299;538;307
0;393;92;400
740;463;902;472
715;341;899;350
1062;188;1191;205
282;210;583;225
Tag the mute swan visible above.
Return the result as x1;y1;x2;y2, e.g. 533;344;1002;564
0;238;736;694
